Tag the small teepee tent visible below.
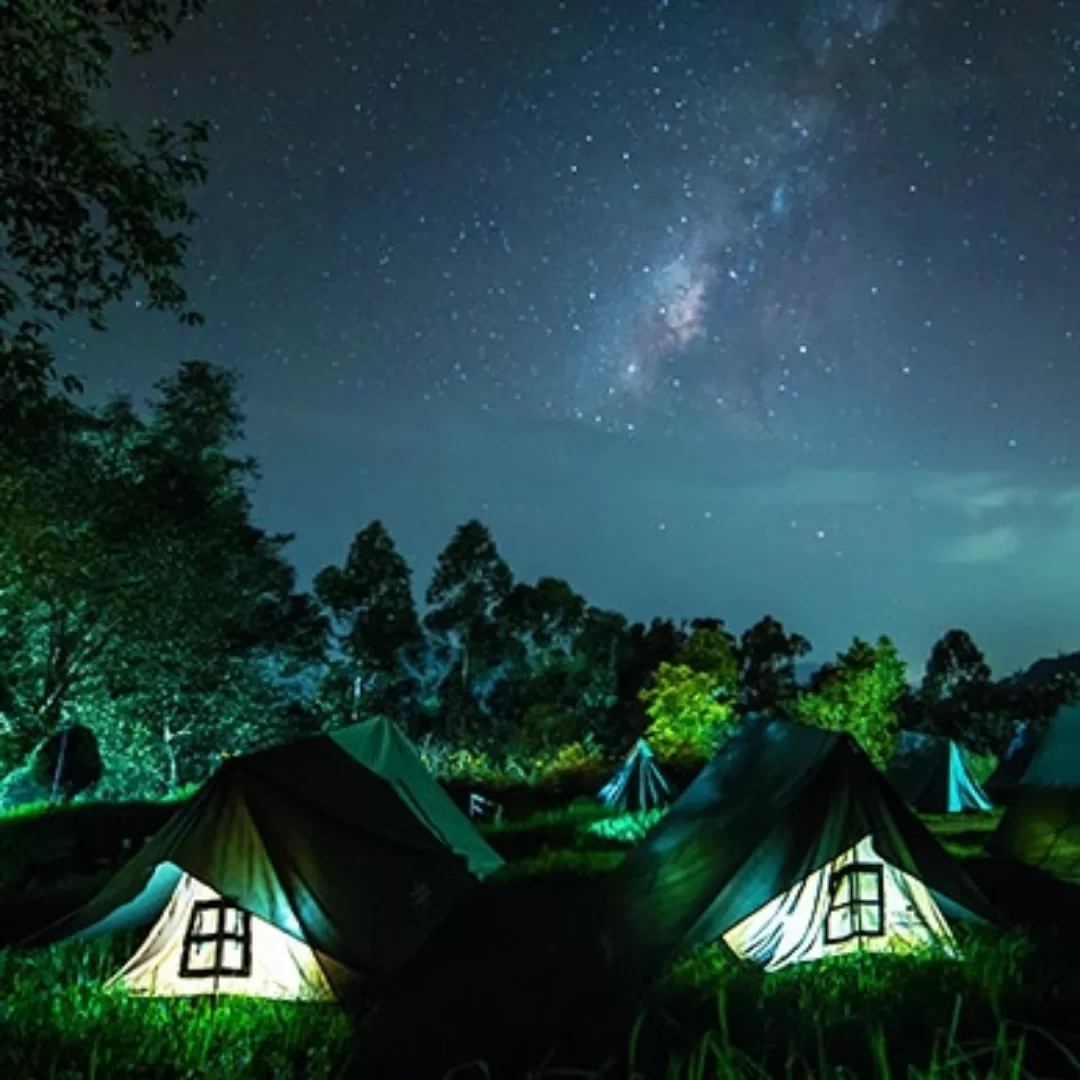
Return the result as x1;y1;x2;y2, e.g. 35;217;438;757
23;717;504;1001
991;706;1080;883
984;721;1040;803
599;739;671;812
886;731;993;814
605;719;1003;981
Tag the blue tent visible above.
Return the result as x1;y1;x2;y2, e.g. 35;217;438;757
885;731;992;814
599;739;671;812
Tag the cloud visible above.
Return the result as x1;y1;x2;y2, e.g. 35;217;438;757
936;525;1022;566
913;472;1037;517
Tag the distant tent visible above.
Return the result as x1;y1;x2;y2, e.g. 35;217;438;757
605;719;1004;981
599;739;671;812
886;731;993;814
984;721;1041;803
22;717;504;1001
990;706;1080;883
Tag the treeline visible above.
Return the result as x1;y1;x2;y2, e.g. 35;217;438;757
0;364;1076;802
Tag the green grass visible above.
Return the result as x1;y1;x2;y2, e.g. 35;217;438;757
0;938;351;1079
1;801;1078;1077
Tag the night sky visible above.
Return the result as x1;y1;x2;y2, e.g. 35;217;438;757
69;0;1080;675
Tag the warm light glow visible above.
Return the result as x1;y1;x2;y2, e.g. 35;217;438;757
108;873;338;1001
721;834;956;971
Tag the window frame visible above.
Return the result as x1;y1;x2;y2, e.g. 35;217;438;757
178;897;253;980
823;862;886;946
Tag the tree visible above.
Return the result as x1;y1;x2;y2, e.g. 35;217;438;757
425;520;512;691
314;520;422;721
797;636;907;769
640;625;740;764
737;615;812;717
922;629;992;704
1;0;209;409
0;362;322;793
916;629;1000;750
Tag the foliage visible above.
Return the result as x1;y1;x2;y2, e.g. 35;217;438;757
641;626;740;764
0;363;324;795
532;737;606;783
0;0;209;409
737;614;812;717
314;520;422;722
425;518;513;693
797;635;907;768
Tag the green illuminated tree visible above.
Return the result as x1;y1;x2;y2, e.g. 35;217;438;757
0;362;323;793
314;520;423;722
797;635;907;769
640;625;740;763
0;0;209;412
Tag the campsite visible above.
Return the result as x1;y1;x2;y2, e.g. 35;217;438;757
5;1;1080;1076
3;710;1080;1078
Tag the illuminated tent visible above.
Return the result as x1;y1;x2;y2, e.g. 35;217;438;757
885;731;993;814
599;739;672;812
984;721;1040;803
23;717;504;1001
605;719;1004;979
990;706;1080;883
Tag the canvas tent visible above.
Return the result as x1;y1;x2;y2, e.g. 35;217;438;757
984;721;1040;803
886;731;993;814
23;717;504;1000
991;706;1080;883
599;739;672;812
604;719;1004;981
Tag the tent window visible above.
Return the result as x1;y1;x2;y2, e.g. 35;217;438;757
824;863;885;945
179;899;252;979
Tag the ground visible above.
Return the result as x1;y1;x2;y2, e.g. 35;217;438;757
1;797;1079;1078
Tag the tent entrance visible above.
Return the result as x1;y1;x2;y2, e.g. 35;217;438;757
721;835;956;971
107;872;338;1001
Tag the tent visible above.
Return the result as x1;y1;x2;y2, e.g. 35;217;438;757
990;706;1080;882
604;719;1004;980
599;739;672;812
984;721;1040;803
23;717;504;1001
886;731;993;814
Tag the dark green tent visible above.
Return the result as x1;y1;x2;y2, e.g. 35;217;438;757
990;706;1080;882
605;719;1004;982
886;731;993;814
22;717;504;997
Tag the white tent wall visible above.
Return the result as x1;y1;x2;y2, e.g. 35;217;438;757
108;872;336;1001
722;834;956;972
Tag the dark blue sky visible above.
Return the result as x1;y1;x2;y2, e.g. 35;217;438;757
71;0;1080;675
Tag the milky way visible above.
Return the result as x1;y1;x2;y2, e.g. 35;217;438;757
80;0;1080;671
561;0;905;446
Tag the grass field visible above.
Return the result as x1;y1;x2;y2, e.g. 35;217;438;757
1;798;1079;1078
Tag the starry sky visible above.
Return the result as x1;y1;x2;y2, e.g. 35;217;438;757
69;0;1080;676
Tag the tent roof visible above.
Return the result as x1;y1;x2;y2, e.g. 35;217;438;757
606;718;1004;982
886;731;992;813
984;721;1040;798
25;717;503;982
1012;707;1080;789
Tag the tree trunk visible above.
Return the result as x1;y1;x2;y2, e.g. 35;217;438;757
162;709;180;795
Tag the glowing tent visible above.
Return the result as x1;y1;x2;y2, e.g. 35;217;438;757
599;739;672;812
990;706;1080;883
605;719;1004;980
885;731;993;814
23;717;504;1001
